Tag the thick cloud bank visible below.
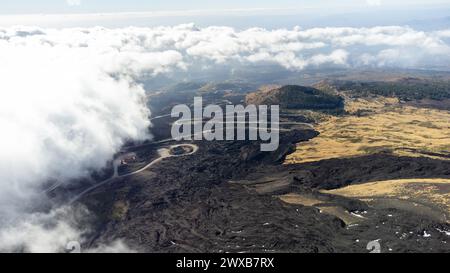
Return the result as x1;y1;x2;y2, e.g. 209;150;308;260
0;24;450;252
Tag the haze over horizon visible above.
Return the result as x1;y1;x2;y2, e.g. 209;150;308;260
0;0;449;29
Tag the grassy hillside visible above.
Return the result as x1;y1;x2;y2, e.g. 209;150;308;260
286;98;450;164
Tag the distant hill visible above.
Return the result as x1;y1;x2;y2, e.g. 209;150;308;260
330;78;450;101
164;82;206;93
164;81;257;94
246;85;344;110
198;82;256;93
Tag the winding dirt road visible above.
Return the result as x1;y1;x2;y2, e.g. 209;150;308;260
69;144;198;204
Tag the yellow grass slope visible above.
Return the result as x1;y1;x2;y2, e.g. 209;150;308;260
322;178;450;221
285;97;450;164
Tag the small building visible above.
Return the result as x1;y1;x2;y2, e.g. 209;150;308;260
120;153;137;165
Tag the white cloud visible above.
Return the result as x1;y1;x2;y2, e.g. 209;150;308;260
0;27;155;252
0;206;83;253
0;24;450;252
66;0;81;7
87;240;137;253
436;30;450;38
0;205;137;253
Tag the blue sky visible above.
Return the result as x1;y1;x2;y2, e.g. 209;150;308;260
1;0;449;14
0;0;449;29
